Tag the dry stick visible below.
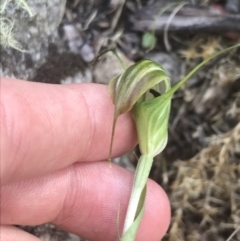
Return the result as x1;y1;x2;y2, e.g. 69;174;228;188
110;0;126;33
226;225;240;241
164;2;187;52
171;103;186;130
83;9;98;30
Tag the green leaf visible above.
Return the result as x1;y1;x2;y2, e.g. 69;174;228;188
142;32;156;49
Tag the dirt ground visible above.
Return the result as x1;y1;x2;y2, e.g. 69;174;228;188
5;0;240;240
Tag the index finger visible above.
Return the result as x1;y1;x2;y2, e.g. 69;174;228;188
1;78;137;185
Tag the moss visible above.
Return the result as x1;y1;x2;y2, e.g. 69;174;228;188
0;0;32;51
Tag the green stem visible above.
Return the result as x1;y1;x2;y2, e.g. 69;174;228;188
123;154;154;234
113;49;127;70
159;43;240;102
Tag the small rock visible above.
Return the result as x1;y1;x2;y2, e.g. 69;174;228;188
80;44;95;62
61;69;92;84
63;24;95;62
226;0;240;13
0;0;67;80
145;52;182;85
93;50;134;84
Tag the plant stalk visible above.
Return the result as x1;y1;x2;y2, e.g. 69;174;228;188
123;154;154;234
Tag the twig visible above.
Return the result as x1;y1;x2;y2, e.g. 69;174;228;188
83;9;98;30
226;225;240;241
110;0;126;32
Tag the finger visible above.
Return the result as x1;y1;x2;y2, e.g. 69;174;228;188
1;162;171;241
1;225;41;241
1;78;137;185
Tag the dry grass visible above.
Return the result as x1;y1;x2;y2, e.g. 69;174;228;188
165;123;240;241
160;36;240;241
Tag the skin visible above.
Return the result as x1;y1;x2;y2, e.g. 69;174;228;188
0;78;171;241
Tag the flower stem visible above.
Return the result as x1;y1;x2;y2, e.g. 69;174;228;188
123;154;154;234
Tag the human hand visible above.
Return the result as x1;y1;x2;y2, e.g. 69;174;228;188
0;78;170;241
